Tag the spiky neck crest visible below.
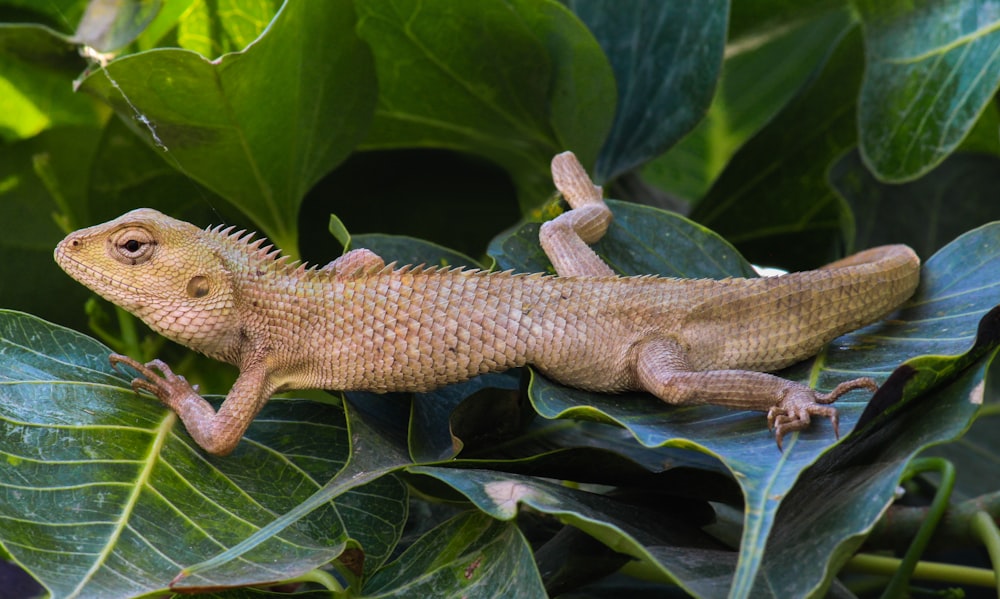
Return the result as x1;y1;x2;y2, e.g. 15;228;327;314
201;222;334;281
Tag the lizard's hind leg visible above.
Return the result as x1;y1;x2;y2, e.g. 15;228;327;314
634;339;876;449
540;152;615;277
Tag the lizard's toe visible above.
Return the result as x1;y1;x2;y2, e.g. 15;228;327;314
769;386;846;449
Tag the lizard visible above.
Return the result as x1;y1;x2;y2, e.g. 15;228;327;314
54;152;920;456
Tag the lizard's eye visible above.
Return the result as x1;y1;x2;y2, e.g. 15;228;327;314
109;227;156;265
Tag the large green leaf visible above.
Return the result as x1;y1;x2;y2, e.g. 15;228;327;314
831;150;1000;257
566;0;728;183
77;0;377;252
690;26;863;269
489;202;1000;596
854;0;1000;181
360;510;546;598
410;467;733;598
642;9;851;202
355;0;615;210
0;310;406;597
751;340;998;596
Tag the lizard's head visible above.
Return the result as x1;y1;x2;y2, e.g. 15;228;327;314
55;208;240;357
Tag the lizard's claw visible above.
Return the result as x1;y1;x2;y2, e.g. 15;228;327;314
109;354;199;409
766;377;878;450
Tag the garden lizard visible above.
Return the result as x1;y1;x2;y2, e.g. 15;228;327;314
55;152;920;455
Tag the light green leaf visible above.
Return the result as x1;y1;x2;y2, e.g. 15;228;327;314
0;310;406;597
77;0;377;253
854;0;1000;181
174;0;280;58
0;24;104;142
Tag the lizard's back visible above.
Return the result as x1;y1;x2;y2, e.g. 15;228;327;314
270;244;918;394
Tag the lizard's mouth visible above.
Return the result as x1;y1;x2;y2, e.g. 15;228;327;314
54;240;147;300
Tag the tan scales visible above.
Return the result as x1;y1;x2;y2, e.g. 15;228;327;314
55;152;920;455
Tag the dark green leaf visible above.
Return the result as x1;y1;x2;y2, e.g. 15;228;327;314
642;9;851;202
832;150;1000;258
77;0;377;252
349;234;481;270
355;0;615;210
854;0;1000;181
360;511;546;598
0;126;101;328
752;333;999;596
691;27;863;269
728;0;843;41
489;200;755;277
0;310;406;596
567;0;727;183
411;467;734;598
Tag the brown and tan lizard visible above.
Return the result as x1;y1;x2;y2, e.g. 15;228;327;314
54;152;920;455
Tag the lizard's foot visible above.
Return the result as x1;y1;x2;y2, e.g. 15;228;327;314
109;354;199;409
766;377;878;450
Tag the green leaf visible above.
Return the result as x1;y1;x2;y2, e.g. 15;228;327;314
642;9;851;201
76;0;377;253
0;310;406;596
349;233;481;270
831;150;1000;257
173;0;280;58
360;510;546;598
0;24;103;141
410;467;733;598
489;200;755;278
355;0;615;210
86;116;242;227
691;26;863;269
0;126;102;328
566;0;728;183
854;0;1000;181
727;0;845;40
750;321;1000;596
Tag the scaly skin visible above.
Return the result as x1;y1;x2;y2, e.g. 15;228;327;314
54;153;920;455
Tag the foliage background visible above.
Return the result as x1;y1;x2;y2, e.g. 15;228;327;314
1;0;1000;598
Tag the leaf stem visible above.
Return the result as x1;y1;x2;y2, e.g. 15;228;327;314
847;554;996;587
970;510;1000;594
880;457;955;597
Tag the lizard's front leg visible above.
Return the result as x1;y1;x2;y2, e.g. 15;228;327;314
634;340;876;449
110;354;276;455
